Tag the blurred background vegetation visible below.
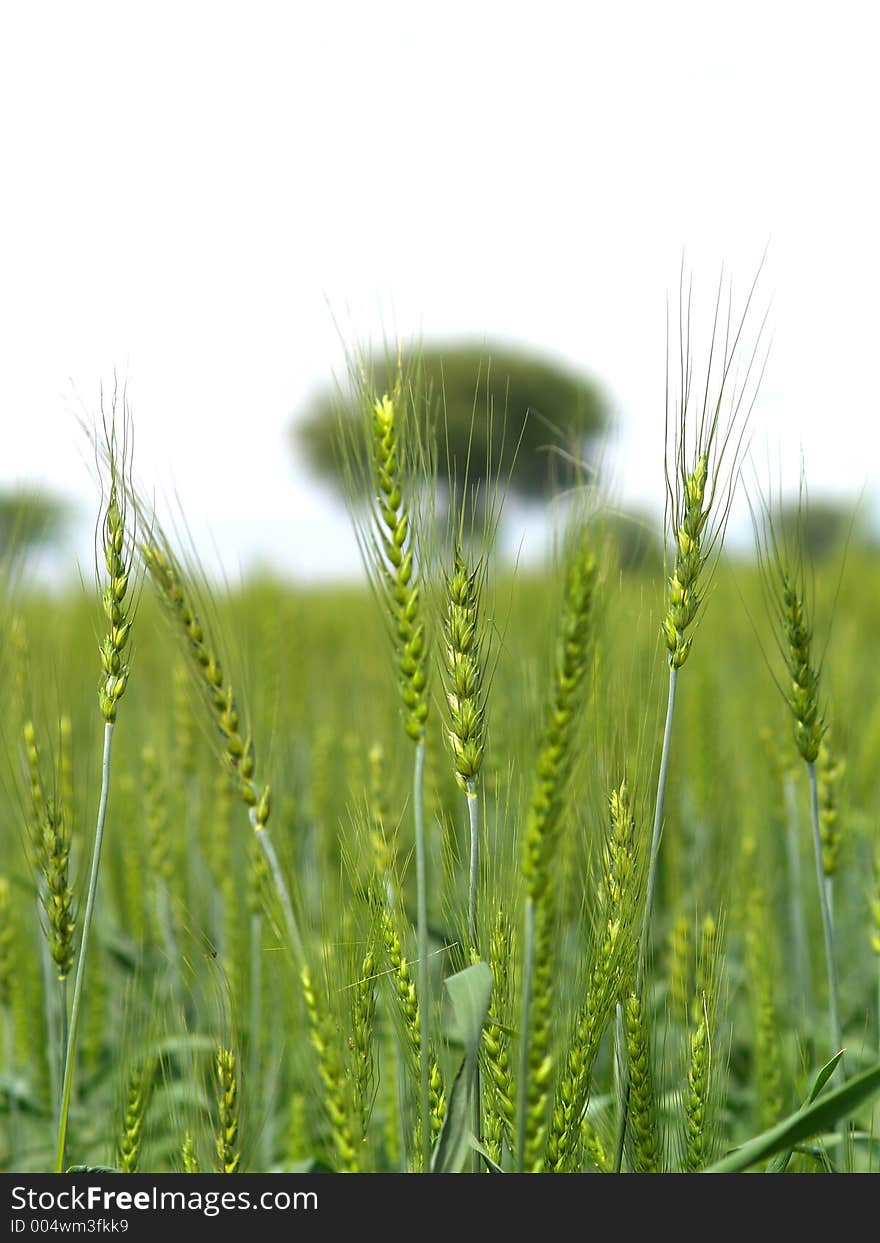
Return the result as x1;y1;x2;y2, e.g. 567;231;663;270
0;351;876;1174
0;489;67;560
294;341;607;525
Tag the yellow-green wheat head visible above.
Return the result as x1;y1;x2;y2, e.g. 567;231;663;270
368;382;429;742
662;453;709;669
522;532;598;902
215;1046;240;1174
141;536;271;828
663;268;767;669
753;482;826;766
780;571;824;763
817;734;844;877
98;447;134;724
40;800;76;981
443;548;486;790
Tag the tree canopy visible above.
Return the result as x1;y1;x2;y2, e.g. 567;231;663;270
0;488;66;557
293;342;609;509
776;496;863;562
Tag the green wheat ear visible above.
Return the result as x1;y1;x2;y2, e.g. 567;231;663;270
682;913;725;1172
119;1059;155;1174
624;991;661;1172
661;265;768;671
817;734;844;878
350;942;378;1146
521;532;598;901
662;453;709;669
181;1132;199;1174
40;801;76;982
780;570;824;762
668;914;692;1026
516;527;598;1173
346;359;436;1173
56;405;137;1175
442;541;489;1002
141;541;265;813
300;961;363;1172
752;482;826;764
23;720;46;871
443;547;486;790
752;479;843;1093
98;477;133;723
141;531;303;963
547;781;641;1173
214;1046;241;1174
369;385;430;741
482;907;515;1164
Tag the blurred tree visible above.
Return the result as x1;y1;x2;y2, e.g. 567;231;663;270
0;488;66;556
293;342;609;516
778;497;863;561
603;509;664;574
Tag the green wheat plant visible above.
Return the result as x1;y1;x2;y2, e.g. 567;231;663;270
752;481;843;1080
2;274;880;1179
516;523;598;1172
642;270;767;987
56;409;135;1173
140;532;304;967
614;273;767;1170
340;361;435;1171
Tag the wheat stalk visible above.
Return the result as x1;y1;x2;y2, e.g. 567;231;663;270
516;529;597;1172
353;373;434;1170
0;876;17;1165
56;419;134;1173
753;485;844;1103
547;782;639;1172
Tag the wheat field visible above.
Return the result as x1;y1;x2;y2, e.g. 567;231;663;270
1;346;880;1177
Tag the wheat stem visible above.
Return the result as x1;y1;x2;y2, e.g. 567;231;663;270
514;895;536;1172
466;784;479;955
249;910;262;1134
614;666;678;1170
413;738;430;1172
783;775;811;1021
58;977;68;1113
808;756;847;1173
612;1002;628;1172
466;785;482;1169
55;720;114;1173
3;1003;17;1169
254;821;304;965
639;666;678;989
807;763;842;1064
38;924;59;1113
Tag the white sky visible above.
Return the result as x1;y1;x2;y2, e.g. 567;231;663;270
1;2;878;582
